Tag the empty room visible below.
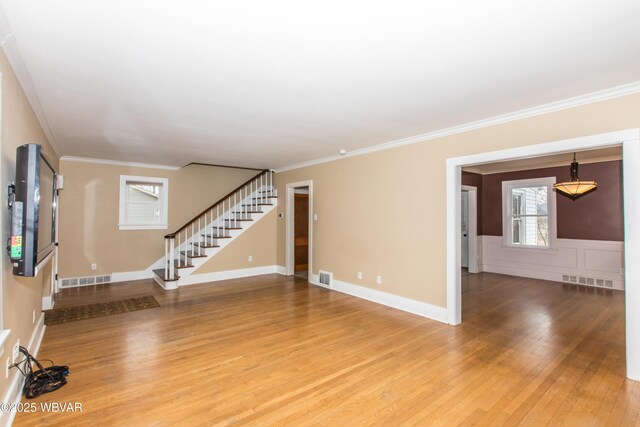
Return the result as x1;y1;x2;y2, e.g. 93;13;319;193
0;1;639;426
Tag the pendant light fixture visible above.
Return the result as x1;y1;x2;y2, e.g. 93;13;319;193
553;153;597;199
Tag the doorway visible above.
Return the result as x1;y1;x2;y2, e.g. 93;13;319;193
461;190;469;269
446;129;640;380
461;185;478;273
286;180;314;278
294;188;309;278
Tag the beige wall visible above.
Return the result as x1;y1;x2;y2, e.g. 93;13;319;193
275;93;640;308
0;49;59;400
195;210;277;273
58;162;258;277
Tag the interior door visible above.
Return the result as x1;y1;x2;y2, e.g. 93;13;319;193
461;191;469;268
294;193;309;272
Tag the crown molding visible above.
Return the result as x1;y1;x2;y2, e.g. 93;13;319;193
275;81;640;173
0;7;61;158
60;156;180;171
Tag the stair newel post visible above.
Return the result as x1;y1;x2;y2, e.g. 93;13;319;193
222;199;226;236
164;238;169;280
191;222;195;256
177;232;181;268
217;204;220;231
169;237;175;280
269;170;273;197
260;174;263;204
234;192;237;228
198;217;201;256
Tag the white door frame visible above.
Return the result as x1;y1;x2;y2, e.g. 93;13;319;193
461;185;478;273
286;180;313;276
446;128;640;381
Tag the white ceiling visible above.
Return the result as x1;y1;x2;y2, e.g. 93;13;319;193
0;1;639;169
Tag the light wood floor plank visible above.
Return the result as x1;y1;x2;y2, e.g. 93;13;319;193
13;272;638;426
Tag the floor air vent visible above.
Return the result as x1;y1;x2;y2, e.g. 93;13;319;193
61;274;111;288
319;270;333;287
561;274;615;289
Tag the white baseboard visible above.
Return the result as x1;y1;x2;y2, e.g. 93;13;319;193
110;270;154;283
275;265;287;275
308;273;330;289
42;295;54;310
0;313;46;427
70;265;280;290
152;274;177;291
28;314;46;357
309;273;447;324
178;265;279;287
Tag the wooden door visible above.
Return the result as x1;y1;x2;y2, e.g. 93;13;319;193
294;193;309;272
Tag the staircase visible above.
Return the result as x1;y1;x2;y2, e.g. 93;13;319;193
153;170;277;290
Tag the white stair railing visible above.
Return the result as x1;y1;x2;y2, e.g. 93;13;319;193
162;170;275;281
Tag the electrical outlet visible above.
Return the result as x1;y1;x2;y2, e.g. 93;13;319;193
314;213;318;221
376;275;382;285
32;309;35;324
357;272;362;280
91;263;97;271
5;358;10;379
248;255;253;262
12;340;20;364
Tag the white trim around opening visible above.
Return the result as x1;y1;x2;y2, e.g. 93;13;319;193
461;185;478;273
285;180;314;277
446;128;640;381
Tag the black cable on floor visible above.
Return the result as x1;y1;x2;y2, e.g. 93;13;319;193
10;346;69;399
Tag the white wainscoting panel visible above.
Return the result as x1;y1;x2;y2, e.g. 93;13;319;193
480;236;624;290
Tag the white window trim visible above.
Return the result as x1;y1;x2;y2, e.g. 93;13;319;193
501;176;557;250
118;175;169;230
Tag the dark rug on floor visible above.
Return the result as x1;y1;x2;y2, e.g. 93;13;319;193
44;296;160;325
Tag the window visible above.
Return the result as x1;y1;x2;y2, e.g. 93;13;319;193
502;177;556;248
119;176;168;230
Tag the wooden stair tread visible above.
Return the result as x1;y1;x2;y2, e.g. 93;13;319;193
224;218;253;221
243;203;273;206
180;251;207;258
252;196;278;199
193;243;219;248
202;234;232;239
153;268;179;282
233;210;263;214
174;260;194;269
212;226;242;230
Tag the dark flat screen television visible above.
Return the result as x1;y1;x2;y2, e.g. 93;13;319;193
9;144;57;277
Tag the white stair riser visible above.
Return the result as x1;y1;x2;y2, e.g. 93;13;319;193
155;201;277;288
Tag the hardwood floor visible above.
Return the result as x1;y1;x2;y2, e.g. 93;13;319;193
15;272;639;426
